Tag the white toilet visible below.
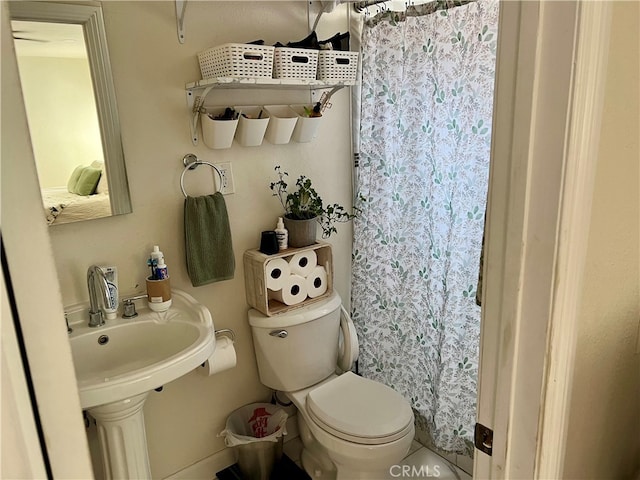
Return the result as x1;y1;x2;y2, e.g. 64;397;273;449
248;291;415;480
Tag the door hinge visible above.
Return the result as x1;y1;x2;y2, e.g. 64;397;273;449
474;423;493;456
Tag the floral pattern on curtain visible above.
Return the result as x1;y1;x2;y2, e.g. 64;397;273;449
351;0;499;455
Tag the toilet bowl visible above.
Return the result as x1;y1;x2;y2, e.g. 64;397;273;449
287;372;415;479
248;292;415;479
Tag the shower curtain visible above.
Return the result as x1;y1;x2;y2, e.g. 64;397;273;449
351;0;499;455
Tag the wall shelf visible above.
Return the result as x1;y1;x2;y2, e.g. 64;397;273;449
186;77;355;91
185;77;355;145
243;241;333;317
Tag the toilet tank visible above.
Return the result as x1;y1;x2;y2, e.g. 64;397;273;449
248;292;342;392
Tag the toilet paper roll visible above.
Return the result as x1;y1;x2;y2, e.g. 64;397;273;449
265;258;291;291
305;266;328;298
288;250;317;277
268;274;308;305
200;336;237;376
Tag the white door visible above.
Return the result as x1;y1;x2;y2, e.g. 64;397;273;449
1;2;95;477
1;262;49;479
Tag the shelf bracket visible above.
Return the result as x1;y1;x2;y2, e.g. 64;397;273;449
175;0;187;44
186;85;214;145
318;85;344;113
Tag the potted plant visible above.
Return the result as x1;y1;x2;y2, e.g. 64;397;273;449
269;166;361;247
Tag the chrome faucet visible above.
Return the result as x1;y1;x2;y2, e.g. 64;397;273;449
87;265;110;327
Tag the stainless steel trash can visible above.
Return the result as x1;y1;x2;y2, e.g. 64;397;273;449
220;403;288;480
236;434;284;480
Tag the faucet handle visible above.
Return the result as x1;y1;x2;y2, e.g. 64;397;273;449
88;309;105;328
122;294;147;319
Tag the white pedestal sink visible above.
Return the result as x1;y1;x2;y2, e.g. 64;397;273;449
67;289;215;479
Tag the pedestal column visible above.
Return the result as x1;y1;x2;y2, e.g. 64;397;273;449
88;392;151;479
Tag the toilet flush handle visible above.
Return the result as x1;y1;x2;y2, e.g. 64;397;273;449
269;329;288;338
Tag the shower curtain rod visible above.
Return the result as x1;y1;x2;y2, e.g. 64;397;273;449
352;0;473;13
312;0;474;38
353;0;393;13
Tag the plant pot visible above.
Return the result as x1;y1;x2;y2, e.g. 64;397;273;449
283;216;317;248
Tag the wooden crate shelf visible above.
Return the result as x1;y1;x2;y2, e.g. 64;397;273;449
243;241;333;316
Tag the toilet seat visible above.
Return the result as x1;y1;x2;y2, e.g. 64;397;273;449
306;372;414;445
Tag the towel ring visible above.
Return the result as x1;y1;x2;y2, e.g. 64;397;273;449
180;154;224;198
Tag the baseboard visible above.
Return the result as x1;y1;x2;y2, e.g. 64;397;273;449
164;414;299;480
164;448;236;480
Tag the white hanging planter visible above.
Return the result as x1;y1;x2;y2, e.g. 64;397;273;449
234;106;270;147
200;107;238;149
289;104;322;143
264;105;298;144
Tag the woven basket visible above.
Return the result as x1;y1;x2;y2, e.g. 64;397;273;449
317;51;359;81
273;47;319;80
198;43;274;79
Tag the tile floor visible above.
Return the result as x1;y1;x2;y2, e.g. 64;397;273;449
401;442;472;480
283;438;472;480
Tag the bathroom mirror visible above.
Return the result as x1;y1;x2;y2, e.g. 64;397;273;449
9;1;132;226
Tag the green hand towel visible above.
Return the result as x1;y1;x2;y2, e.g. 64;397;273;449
184;193;235;286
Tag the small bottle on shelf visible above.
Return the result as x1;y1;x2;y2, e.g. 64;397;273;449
275;217;288;251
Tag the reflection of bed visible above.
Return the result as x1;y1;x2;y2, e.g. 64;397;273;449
41;187;111;225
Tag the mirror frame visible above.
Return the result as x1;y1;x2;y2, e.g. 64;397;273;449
9;1;132;216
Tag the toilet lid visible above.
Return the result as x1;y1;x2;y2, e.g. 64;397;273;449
306;372;414;445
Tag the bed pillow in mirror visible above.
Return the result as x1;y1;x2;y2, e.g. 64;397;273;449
74;167;102;196
95;172;108;194
67;165;85;193
90;160;108;193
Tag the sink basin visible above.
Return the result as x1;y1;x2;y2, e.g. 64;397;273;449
67;288;215;410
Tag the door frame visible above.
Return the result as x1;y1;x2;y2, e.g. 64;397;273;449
475;1;612;478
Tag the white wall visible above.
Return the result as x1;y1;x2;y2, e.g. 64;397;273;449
563;2;640;478
44;2;354;478
16;55;104;188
